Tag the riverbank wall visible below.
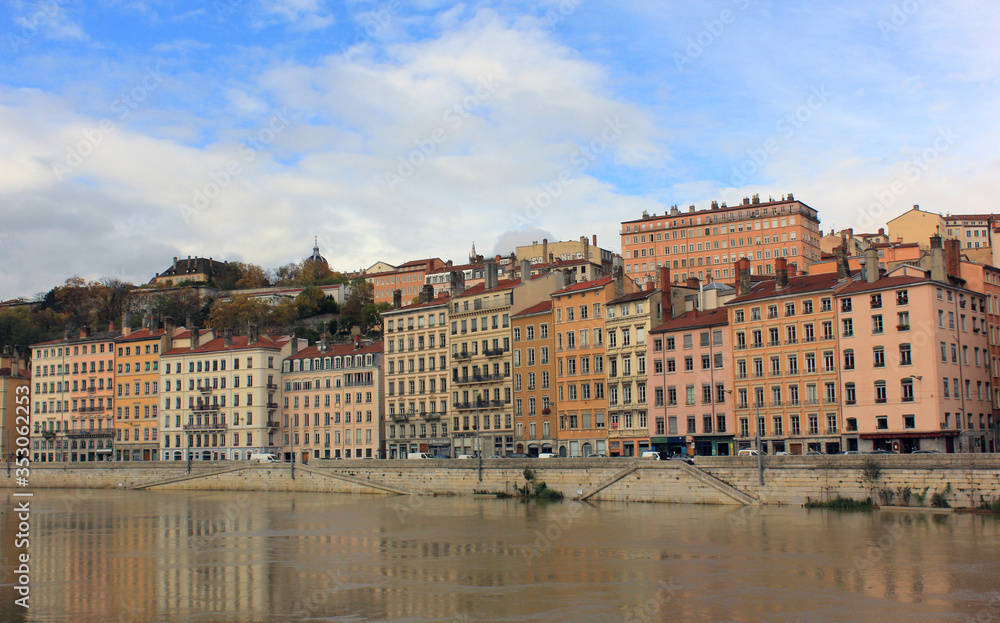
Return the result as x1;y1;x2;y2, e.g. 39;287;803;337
4;455;1000;507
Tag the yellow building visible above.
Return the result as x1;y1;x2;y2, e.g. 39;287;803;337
1;348;30;462
114;321;164;461
511;301;556;456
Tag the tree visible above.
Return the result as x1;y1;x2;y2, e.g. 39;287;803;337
206;295;275;333
362;301;393;334
295;286;326;318
340;278;373;333
0;308;50;352
271;263;299;286
151;288;205;325
91;277;135;326
298;258;334;286
235;263;269;289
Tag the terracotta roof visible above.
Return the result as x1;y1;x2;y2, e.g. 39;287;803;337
650;308;729;333
836;275;932;295
727;272;850;305
286;341;384;361
115;328;166;342
0;367;30;378
398;258;443;269
30;329;122;348
608;288;659;305
382;294;451;314
163;334;288;356
552;276;614;296
513;301;553;318
454;277;522;298
621;197;813;224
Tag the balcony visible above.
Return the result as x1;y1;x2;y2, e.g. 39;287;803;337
453;351;472;361
41;430;56;439
767;341;781;348
785;339;797;345
183;422;228;432
67;429;114;439
78;406;106;414
391;413;409;422
198;386;212;395
423;412;441;420
191;404;220;413
266;421;281;429
267;383;279;390
86;386;97;393
484;348;507;358
266;402;279;409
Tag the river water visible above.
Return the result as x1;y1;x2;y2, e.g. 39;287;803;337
1;489;999;622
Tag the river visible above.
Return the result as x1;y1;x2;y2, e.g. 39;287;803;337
1;489;999;622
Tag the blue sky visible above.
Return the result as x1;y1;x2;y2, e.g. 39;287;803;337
1;0;998;298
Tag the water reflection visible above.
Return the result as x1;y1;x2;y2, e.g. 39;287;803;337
3;490;1000;622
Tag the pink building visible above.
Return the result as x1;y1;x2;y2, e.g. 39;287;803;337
838;256;994;453
648;308;733;457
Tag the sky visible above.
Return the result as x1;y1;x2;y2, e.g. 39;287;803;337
1;0;999;300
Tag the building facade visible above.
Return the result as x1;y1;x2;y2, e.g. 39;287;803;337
621;194;822;287
511;301;556;456
382;292;451;458
113;323;164;461
282;339;384;461
648;307;733;457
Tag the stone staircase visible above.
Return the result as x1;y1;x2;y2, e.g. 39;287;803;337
576;462;641;501
675;461;758;506
291;463;414;495
128;465;248;490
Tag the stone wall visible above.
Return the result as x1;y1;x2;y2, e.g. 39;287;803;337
5;456;1000;508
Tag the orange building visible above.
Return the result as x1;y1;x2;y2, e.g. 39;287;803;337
727;258;848;455
0;348;30;462
511;301;556;456
551;273;635;457
114;320;164;461
621;194;822;286
367;258;447;305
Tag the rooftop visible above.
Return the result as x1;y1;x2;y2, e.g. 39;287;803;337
650;308;729;333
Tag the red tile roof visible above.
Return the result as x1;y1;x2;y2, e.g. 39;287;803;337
608;288;659;305
552;276;614;296
650;308;729;333
286;341;384;361
115;328;166;342
382;294;451;314
163;334;289;356
836;275;930;295
513;301;553;318
454;278;522;298
727;272;850;305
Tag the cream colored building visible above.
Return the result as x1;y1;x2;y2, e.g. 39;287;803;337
887;205;945;249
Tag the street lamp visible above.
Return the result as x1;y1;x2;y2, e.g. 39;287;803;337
186;432;192;474
755;400;763;486
475;392;483;482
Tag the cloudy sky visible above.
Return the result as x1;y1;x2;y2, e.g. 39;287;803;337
2;0;998;299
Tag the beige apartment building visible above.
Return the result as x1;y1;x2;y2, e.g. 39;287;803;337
382;288;452;458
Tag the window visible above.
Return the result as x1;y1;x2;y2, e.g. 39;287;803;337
876;416;888;430
845;383;856;405
899;343;912;366
875;381;887;403
897;311;910;330
841;298;852;312
870;293;882;309
842;318;853;337
871;315;884;334
873;346;885;368
843;349;854;370
901;378;914;402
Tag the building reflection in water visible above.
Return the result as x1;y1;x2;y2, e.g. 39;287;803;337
9;491;1000;622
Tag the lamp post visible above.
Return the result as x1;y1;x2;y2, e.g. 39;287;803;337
476;393;483;482
186;432;192;474
290;420;295;480
755;400;763;486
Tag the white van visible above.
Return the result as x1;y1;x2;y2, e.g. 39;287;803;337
407;453;434;459
737;449;760;457
538;453;557;459
250;453;279;463
640;451;661;460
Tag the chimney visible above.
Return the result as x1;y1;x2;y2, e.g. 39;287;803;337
593;234;597;247
141;314;150;330
191;327;200;350
737;258;752;296
581;235;590;261
446;259;453;269
944;238;961;277
122;314;132;337
685;277;700;289
930;234;946;283
520;259;531;281
164;318;175;352
878;227;885;236
353;334;361;350
775;257;789;289
420;284;435;304
485;262;499;290
223;328;233;348
835;245;850;280
863;248;879;283
542;239;548;265
291;335;299;355
450;270;466;297
612;257;625;297
645;281;655;291
393;289;402;309
80;327;90;339
320;335;329;352
108;321;116;333
248;323;259;345
659;266;671;290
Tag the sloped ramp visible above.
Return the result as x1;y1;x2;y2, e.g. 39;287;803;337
676;461;758;506
291;463;414;495
128;465;248;490
576;462;641;501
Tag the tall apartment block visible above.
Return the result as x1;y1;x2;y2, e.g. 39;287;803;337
620;194;822;287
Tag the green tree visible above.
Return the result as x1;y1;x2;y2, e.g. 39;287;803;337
295;286;326;318
340;278;373;333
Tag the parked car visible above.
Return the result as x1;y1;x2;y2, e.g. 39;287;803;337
488;454;504;459
912;450;940;454
869;450;895;455
805;451;823;455
508;453;528;458
737;449;760;457
457;454;475;459
670;454;695;465
538;453;558;459
841;451;863;455
406;453;435;459
433;454;451;459
774;451;791;456
586;453;607;458
639;451;661;460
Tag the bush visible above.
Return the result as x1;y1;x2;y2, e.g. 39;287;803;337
930;483;952;508
913;487;930;506
878;487;894;506
896;486;912;506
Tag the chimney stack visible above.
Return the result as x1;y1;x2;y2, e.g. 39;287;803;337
224;328;233;348
864;248;879;283
248;323;259;345
108;321;116;333
944;238;961;277
122;314;132;337
686;277;700;289
581;235;590;262
592;234;597;248
612;257;625;297
80;327;90;339
520;259;531;281
450;270;466;297
737;258;752;296
930;234;946;283
164;318;175;352
485;262;499;290
645;281;655;291
393;289;402;309
320;335;329;352
835;245;850;281
420;284;435;304
542;239;548;265
291;335;299;355
775;258;789;289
